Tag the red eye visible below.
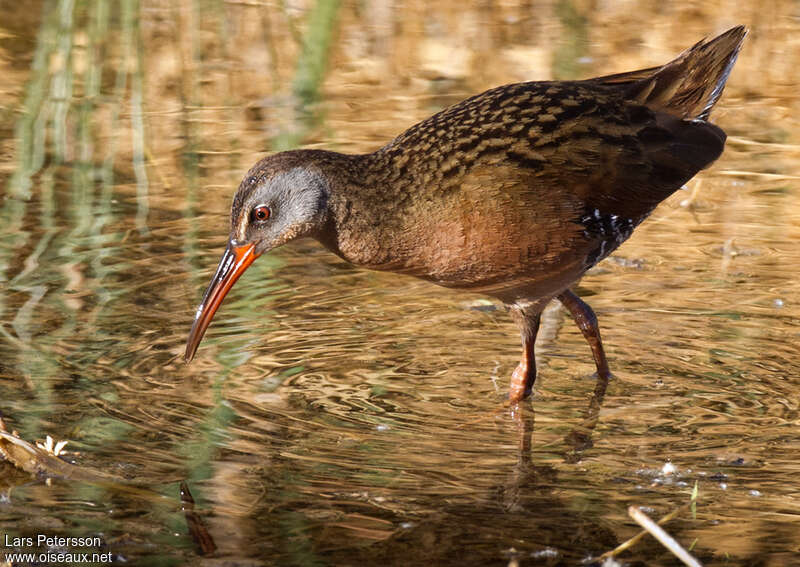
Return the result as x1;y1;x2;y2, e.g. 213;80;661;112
252;205;270;222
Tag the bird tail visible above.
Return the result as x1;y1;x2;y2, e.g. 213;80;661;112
594;26;747;120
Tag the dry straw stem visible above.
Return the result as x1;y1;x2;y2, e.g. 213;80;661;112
596;492;699;562
628;505;703;567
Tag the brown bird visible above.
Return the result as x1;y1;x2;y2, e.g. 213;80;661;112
185;27;746;403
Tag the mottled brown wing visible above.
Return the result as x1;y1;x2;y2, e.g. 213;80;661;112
386;88;728;289
437;99;727;282
543;103;727;220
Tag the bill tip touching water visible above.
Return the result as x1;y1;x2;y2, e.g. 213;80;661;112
185;26;747;403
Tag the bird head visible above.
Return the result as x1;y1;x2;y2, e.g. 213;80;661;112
184;152;330;362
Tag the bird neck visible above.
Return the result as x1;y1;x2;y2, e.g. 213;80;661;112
306;149;413;270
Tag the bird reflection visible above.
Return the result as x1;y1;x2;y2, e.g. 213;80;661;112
500;373;611;512
563;374;611;463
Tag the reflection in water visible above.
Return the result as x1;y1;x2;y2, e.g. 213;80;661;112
179;481;217;556
0;0;799;565
562;375;610;463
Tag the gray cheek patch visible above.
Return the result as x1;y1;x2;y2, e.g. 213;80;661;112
275;167;329;223
233;166;329;243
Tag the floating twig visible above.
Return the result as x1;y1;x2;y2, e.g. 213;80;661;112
628;505;702;567
596;482;700;562
0;418;122;485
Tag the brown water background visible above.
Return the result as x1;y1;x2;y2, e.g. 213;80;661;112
0;1;799;565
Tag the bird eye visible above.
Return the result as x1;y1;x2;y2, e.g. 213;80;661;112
251;205;271;222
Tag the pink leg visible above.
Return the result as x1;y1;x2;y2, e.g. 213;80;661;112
508;307;541;403
557;289;611;379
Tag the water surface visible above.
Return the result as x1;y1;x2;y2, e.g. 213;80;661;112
0;1;799;565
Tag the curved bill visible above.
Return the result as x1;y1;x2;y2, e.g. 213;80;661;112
184;241;259;362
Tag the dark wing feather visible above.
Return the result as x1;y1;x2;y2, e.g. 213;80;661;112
591;26;747;120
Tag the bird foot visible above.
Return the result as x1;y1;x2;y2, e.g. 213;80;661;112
508;362;535;404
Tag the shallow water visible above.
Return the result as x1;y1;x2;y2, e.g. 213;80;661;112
1;1;799;565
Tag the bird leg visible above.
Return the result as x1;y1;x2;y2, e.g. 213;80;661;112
557;289;611;379
507;307;541;403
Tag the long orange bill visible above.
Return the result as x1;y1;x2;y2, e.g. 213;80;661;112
184;241;259;362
